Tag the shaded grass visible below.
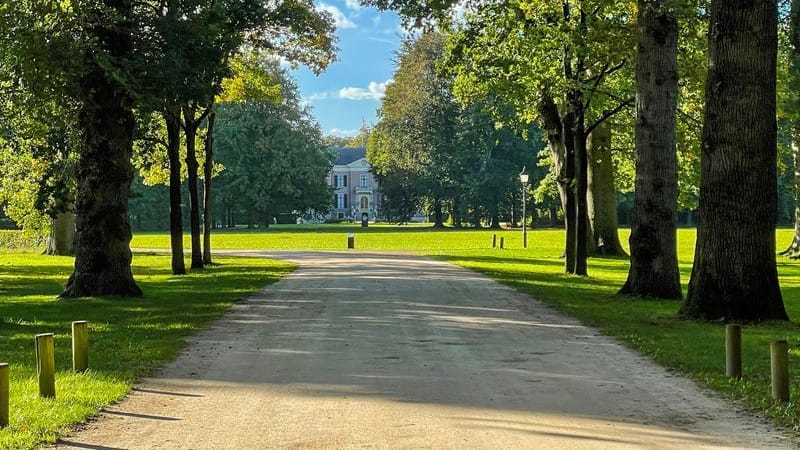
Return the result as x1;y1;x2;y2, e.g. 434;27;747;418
0;253;293;449
134;225;800;433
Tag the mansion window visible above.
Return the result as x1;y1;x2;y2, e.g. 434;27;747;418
360;196;369;209
334;174;347;188
360;174;369;188
335;193;347;209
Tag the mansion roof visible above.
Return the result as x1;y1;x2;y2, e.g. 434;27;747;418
330;146;367;166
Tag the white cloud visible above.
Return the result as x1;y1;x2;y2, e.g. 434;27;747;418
337;80;390;101
318;3;356;29
367;36;396;45
305;92;331;101
345;0;362;11
329;128;359;137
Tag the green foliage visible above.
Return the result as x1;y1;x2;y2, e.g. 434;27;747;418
370;33;539;225
212;66;333;223
219;52;284;104
0;253;293;449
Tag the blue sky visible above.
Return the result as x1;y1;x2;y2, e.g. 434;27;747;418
292;1;404;138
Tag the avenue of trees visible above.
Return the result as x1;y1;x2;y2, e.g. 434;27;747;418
366;0;792;321
0;0;336;294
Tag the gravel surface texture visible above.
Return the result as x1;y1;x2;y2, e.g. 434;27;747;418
56;251;796;449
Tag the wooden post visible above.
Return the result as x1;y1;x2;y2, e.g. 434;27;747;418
347;233;354;249
35;333;55;398
725;325;742;379
72;321;89;373
492;234;497;248
770;340;789;402
499;237;504;249
0;363;8;428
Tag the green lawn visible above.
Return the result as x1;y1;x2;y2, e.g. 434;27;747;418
135;225;800;432
0;253;293;449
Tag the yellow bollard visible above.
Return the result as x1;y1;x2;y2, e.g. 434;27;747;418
725;325;742;379
72;321;89;373
770;340;789;402
35;333;55;398
0;363;8;427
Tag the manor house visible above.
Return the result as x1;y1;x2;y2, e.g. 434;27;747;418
327;147;382;221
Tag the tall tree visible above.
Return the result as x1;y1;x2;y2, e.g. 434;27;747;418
143;0;335;269
64;0;142;297
681;0;788;320
620;0;682;298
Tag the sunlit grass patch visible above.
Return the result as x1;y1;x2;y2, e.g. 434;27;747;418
0;253;293;449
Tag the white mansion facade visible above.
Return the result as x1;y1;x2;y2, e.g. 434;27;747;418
327;147;382;221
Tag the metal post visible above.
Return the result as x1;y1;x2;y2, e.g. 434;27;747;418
519;167;529;249
522;185;527;248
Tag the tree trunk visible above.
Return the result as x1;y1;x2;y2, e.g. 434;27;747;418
432;198;444;228
781;135;800;257
780;1;800;258
62;0;142;297
45;211;75;256
182;105;203;270
563;110;577;272
202;109;215;265
537;94;569;235
164;111;186;275
587;123;626;256
621;0;681;298
681;0;788;321
572;98;588;276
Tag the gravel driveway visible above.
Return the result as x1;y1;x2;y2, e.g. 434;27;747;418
56;251;796;449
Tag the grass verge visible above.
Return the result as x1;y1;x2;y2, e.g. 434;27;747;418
0;253;293;449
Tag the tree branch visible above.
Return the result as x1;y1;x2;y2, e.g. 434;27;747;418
585;97;635;136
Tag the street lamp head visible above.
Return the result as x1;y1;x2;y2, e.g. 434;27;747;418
519;167;529;185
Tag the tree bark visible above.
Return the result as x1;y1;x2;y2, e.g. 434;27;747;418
202;109;215;265
432;198;444;228
681;0;788;321
182;105;203;270
572;94;588;276
537;95;569;219
563;110;577;273
780;135;800;257
62;0;141;297
587;123;625;256
780;1;800;258
164;111;186;275
621;0;681;298
45;211;75;256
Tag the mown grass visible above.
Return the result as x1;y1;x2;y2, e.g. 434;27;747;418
0;253;293;449
135;225;800;432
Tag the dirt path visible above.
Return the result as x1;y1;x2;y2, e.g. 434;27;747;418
57;251;795;449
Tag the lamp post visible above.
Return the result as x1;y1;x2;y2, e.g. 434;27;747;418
519;167;529;248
